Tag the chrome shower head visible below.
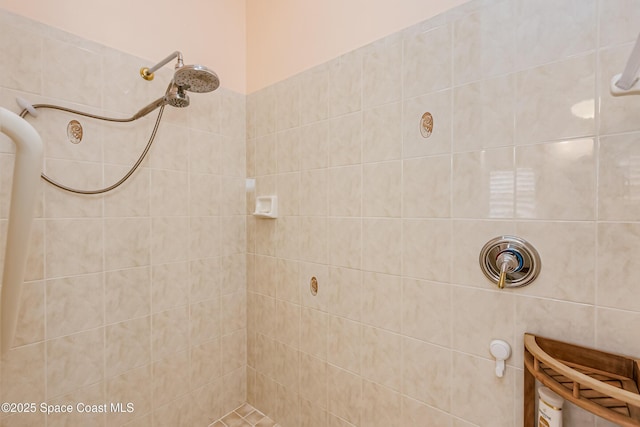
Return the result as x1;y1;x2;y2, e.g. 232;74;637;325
132;82;189;120
174;64;220;93
166;82;190;107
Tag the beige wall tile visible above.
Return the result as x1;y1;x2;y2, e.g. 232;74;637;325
328;165;361;217
515;221;595;303
328;315;361;374
300;122;330;170
596;308;640;359
451;352;514;427
300;169;328;216
300;307;328;360
361;272;402;333
152;350;190;407
273;342;299;391
599;0;640;47
360;380;402;427
327;267;362;321
599;132;640;220
362;38;402;109
151;217;189;264
327;365;361;426
515;0;596;70
104;165;150;218
222;328;247;375
106;365;152;426
453;1;514;85
361;326;401;391
46;329;104;398
150;169;188;217
277;172;300;216
299;64;329;126
404;25;452;97
452;147;514;219
328;51;362;118
452;287;514;358
45;219;103;278
329;112;361;167
328;218;361;269
42;38;102;106
453;75;515;152
189;173;220;217
515;54;595;145
402;337;450;411
151;262;188;313
403;155;450;218
275;300;301;349
515;139;595;220
191;298;221;346
403;219;451;282
513;296;595;368
598;222;640;312
299;397;327;427
189;258;221;303
0;22;42;93
363;161;402;217
220;291;246;335
362;219;402;275
46;273;103;339
362;102;402;163
191;339;222;389
105;217;151;270
402;278;450;346
2;342;45;403
105;317;151;378
402;396;452;427
276;259;300;303
43;159;103;218
299;217;328;264
299;353;327;409
275;77;300;131
14;281;45;346
151;307;189;361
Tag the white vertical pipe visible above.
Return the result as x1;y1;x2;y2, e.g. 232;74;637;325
0;107;43;355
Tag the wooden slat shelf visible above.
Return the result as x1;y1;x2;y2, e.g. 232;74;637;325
524;333;640;427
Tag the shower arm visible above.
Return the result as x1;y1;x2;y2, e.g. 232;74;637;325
140;50;183;81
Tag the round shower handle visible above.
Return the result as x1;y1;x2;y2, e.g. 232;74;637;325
479;236;541;289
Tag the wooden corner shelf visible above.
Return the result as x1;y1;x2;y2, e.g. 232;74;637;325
524;333;640;427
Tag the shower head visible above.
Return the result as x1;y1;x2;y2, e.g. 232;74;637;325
174;64;220;93
132;82;189;120
166;83;190;107
140;51;220;93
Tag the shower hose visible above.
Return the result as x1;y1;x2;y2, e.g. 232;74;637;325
19;103;165;195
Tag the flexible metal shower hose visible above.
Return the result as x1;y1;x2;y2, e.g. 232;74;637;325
19;103;165;195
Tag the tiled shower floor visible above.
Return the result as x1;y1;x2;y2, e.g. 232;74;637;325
209;403;280;427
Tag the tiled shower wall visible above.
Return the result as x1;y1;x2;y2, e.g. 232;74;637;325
246;0;640;426
0;9;246;427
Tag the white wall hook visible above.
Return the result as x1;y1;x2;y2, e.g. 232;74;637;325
489;339;511;378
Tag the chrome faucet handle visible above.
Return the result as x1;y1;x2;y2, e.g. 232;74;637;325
496;250;519;289
479;236;541;289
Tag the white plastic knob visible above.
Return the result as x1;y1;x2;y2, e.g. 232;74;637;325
489;339;511;378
